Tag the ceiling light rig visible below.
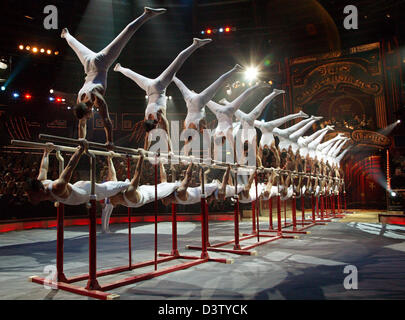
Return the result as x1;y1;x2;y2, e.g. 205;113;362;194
201;26;236;36
18;44;59;56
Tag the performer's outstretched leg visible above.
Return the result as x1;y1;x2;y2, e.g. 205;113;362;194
61;28;95;66
100;8;166;68
229;82;267;111
248;89;285;121
265;110;308;128
308;126;334;149
157;38;212;88
173;77;195;102
274;116;322;138
198;65;242;106
114;63;152;91
289;118;317;141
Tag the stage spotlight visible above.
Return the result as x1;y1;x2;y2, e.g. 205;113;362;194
201;30;205;34
40;48;45;53
1;86;5;91
397;120;401;124
62;98;66;102
219;28;224;33
54;51;59;55
391;191;397;197
49;89;54;94
25;94;32;100
19;45;24;50
56;97;62;102
49;97;55;101
13;92;19;98
268;80;273;85
245;67;259;81
46;49;52;55
26;46;30;51
67;106;71;110
32;47;38;53
206;29;212;34
225;27;231;32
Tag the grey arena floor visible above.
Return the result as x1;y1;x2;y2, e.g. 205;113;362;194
1;218;405;300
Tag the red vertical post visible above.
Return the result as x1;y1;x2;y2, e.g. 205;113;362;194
277;196;282;236
154;161;158;271
338;194;341;213
86;155;100;291
269;198;273;230
311;194;316;222
284;199;287;226
254;171;260;242
292;196;297;231
56;203;67;282
344;191;347;211
200;196;209;259
251;200;256;234
234;196;241;250
86;198;100;290
320;196;324;219
127;157;132;269
301;196;305;226
171;203;179;256
205;201;210;247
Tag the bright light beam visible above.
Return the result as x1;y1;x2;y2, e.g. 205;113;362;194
244;67;259;81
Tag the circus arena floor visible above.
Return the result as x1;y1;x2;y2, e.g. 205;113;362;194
1;210;405;300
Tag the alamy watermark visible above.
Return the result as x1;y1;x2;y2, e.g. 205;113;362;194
343;265;358;290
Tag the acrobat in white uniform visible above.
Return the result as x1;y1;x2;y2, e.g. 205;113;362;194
114;39;212;150
254;111;308;150
234;88;285;146
61;7;166;104
43;180;131;206
173;65;242;156
207;83;267;160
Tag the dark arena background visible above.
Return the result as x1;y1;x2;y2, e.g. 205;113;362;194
1;0;405;307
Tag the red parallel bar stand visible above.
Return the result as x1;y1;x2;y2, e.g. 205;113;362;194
256;195;300;237
251;201;257;234
56;203;68;282
171;203;179;256
127;157;132;269
86;197;101;290
30;162;230;300
329;194;346;219
154;162;158;271
269;198;273;230
233;196;241;250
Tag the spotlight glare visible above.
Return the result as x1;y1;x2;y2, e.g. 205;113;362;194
225;27;231;32
245;67;259;81
26;46;30;50
13;92;19;98
46;49;52;55
19;45;24;50
206;29;212;34
32;47;38;53
40;48;45;53
219;28;224;32
49;89;54;94
397;120;401;124
49;97;55;101
201;30;205;34
1;86;5;91
391;191;397;197
54;51;59;55
25;94;32;100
